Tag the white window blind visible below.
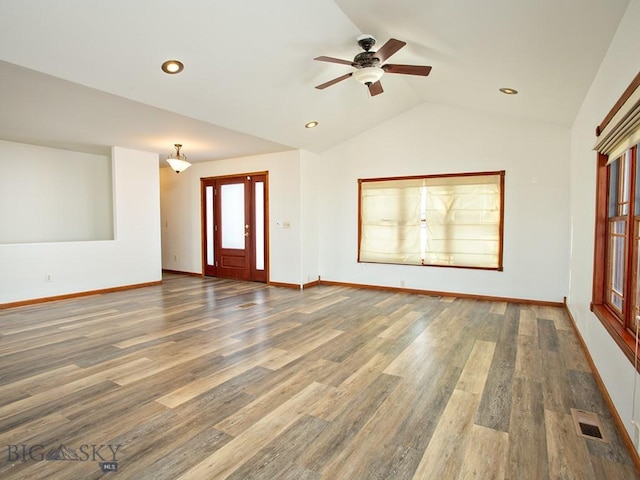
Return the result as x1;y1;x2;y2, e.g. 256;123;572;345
359;178;424;264
359;172;504;269
595;74;640;162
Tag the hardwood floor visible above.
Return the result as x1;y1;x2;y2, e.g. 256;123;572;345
0;273;638;479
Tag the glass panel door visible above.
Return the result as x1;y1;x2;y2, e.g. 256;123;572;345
216;178;250;280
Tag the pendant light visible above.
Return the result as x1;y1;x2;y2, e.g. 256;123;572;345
166;144;191;173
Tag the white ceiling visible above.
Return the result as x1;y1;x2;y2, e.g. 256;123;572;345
0;0;631;162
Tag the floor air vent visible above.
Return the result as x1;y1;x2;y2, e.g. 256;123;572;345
571;408;608;443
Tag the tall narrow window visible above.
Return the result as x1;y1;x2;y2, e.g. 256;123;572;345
255;181;265;271
359;171;505;270
205;185;215;267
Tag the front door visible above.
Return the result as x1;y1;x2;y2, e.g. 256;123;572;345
202;173;267;282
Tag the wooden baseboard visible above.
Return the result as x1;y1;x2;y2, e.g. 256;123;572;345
563;301;640;474
269;276;562;306
268;281;301;290
302;279;321;289
0;280;163;309
268;277;320;290
317;279;563;307
162;269;203;277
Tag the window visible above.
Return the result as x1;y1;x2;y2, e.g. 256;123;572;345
592;72;640;365
358;171;505;270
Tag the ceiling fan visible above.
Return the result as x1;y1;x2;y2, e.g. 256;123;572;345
314;34;432;97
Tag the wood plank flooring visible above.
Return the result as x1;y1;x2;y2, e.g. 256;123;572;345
0;273;637;479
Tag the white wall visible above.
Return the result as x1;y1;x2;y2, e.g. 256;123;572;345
300;150;321;285
318;102;570;303
160;150;304;285
568;0;640;445
0;146;162;304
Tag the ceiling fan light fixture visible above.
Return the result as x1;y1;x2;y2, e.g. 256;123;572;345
353;66;384;85
314;36;430;96
161;60;184;74
166;144;191;173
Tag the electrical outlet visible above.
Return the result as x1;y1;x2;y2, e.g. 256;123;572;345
400;280;405;287
174;255;178;262
45;274;52;282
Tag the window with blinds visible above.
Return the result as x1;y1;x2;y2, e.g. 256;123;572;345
358;171;505;270
592;71;640;366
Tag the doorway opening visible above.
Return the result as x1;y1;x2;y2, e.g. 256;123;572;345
201;172;268;282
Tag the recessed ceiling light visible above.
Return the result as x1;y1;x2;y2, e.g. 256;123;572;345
305;121;319;129
499;87;518;95
161;60;184;74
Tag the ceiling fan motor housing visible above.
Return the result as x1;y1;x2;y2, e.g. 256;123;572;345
353;51;380;68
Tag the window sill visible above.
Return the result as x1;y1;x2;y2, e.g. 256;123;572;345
591;303;640;370
357;259;502;271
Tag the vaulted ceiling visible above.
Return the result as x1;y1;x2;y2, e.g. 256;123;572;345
0;0;630;162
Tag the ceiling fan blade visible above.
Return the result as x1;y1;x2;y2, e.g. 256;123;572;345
315;72;353;90
374;38;406;63
314;56;354;66
383;64;432;76
368;81;384;96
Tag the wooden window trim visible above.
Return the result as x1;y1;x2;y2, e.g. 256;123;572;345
591;303;639;367
595;71;640;136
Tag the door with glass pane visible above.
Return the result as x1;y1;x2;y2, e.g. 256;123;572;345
201;173;267;282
